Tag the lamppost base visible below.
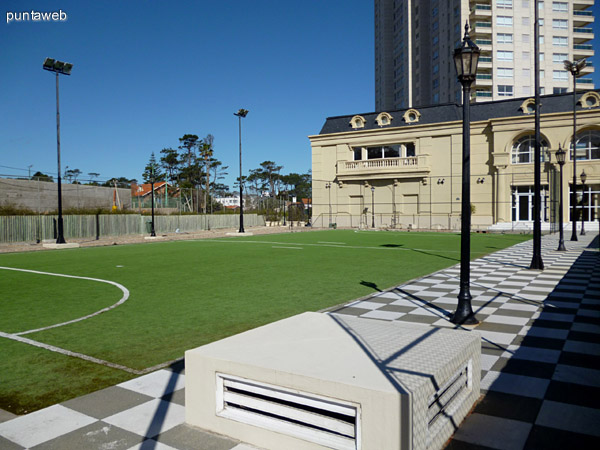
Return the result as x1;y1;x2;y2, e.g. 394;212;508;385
451;291;479;325
450;311;479;326
557;242;566;251
570;232;578;241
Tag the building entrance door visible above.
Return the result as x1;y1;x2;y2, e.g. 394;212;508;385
512;186;549;222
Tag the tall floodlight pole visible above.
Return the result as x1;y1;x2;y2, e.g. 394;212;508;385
43;58;73;244
555;146;567;251
530;2;544;270
580;170;587;235
565;58;586;240
451;23;480;325
150;167;156;237
234;109;249;233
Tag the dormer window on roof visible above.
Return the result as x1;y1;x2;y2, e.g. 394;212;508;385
350;115;366;129
376;112;393;127
520;98;536;114
580;91;600;109
403;109;421;124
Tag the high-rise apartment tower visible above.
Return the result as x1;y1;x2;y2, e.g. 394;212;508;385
375;0;595;110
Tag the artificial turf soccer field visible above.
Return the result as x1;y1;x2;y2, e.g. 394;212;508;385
0;229;531;414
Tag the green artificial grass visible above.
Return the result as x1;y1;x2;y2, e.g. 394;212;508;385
0;230;530;413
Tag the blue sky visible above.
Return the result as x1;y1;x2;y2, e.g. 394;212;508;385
2;1;598;190
2;0;374;188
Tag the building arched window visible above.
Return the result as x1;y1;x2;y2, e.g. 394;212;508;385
511;135;549;164
573;130;600;161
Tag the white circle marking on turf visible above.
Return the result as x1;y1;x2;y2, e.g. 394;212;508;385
0;266;130;336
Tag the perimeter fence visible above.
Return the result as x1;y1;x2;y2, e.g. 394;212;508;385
0;214;266;243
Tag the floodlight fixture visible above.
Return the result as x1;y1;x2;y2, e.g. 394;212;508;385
43;57;73;75
235;109;249;118
564;58;587;77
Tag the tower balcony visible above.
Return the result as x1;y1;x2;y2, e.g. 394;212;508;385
573;10;594;27
470;4;492;18
573;27;594;44
573;43;594;58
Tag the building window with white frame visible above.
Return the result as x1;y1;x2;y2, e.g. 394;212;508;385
497;0;513;8
498;50;514;61
498;85;514;97
498;68;514;78
512;135;549;164
552;19;568;29
573;130;600;161
553;53;568;63
497;33;513;44
497;16;513;27
553;70;568;81
522;68;530;78
522;51;530;60
522;33;530;43
553;36;568;47
554;87;567;94
552;2;568;12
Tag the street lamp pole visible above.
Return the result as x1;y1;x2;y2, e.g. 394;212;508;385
234;109;248;233
530;2;544;270
565;59;586;241
325;182;332;227
555;146;567;251
451;23;480;325
371;186;375;228
580;170;587;235
43;58;73;244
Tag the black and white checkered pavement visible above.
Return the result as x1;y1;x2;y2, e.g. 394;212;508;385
330;233;600;449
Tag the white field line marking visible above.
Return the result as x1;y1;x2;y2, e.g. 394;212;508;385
272;246;303;250
0;266;130;336
197;239;466;254
0;331;142;374
318;241;347;245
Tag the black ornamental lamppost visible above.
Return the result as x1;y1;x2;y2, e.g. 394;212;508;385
43;57;73;244
565;59;586;241
325;182;332;227
580;170;587;235
451;23;480;325
234;109;249;233
555;146;567;251
371;186;376;228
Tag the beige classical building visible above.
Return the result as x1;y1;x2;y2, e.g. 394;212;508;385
309;91;600;231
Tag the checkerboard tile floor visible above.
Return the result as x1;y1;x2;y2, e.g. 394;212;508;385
0;368;256;450
330;233;600;450
0;233;597;449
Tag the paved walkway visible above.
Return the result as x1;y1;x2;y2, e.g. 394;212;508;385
0;232;598;449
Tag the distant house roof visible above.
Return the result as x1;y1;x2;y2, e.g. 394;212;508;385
133;181;176;197
317;90;600;135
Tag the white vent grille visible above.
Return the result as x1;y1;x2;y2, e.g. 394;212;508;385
216;373;360;450
427;359;472;429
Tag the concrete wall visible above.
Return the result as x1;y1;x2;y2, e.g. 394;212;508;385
0;178;133;212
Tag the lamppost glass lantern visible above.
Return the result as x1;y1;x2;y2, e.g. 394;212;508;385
453;23;480;85
555;146;566;166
